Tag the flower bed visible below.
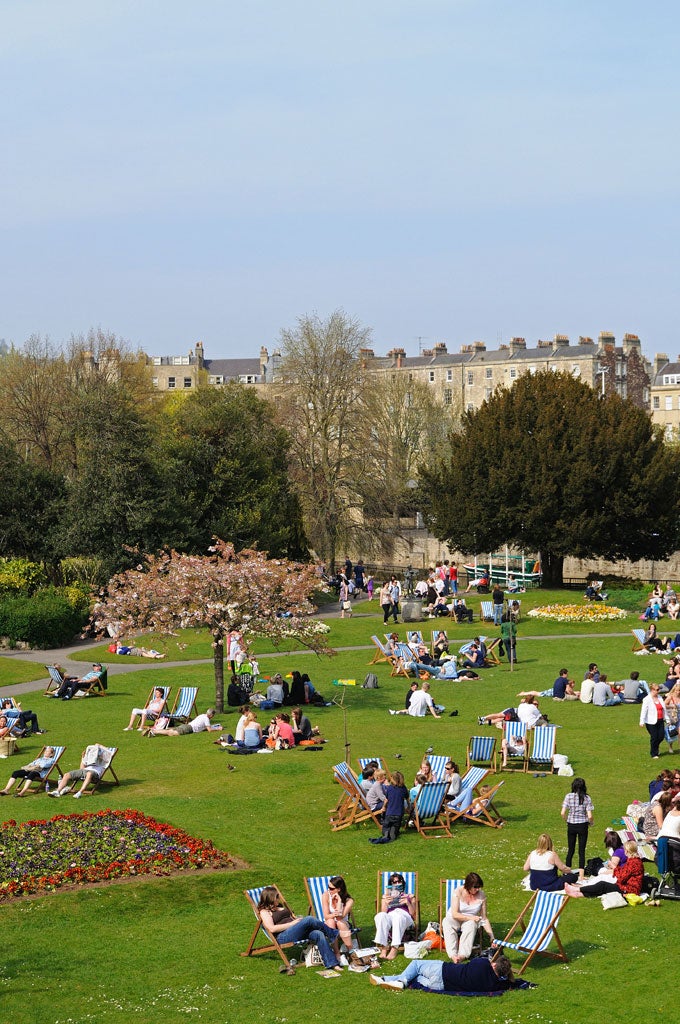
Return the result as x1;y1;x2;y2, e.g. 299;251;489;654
0;809;236;901
527;603;627;622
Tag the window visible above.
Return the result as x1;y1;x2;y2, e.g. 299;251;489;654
485;387;492;400
666;396;673;410
429;370;435;383
209;375;224;385
153;357;161;365
529;365;536;375
446;369;453;382
443;388;452;406
485;367;492;379
167;376;176;389
466;403;474;412
152;377;158;388
572;364;580;376
653;396;660;409
467;372;474;385
666;424;674;440
509;368;516;379
183;377;192;389
664;374;679;385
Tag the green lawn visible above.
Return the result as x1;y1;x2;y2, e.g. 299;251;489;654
0;599;677;1022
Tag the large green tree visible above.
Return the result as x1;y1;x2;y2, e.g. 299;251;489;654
420;370;680;585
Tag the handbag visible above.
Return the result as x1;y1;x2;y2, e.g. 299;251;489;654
304;944;325;968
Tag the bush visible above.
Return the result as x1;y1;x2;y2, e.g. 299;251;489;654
60;556;107;588
0;559;47;597
0;587;87;648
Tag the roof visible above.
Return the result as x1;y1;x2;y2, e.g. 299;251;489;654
204;358;262;379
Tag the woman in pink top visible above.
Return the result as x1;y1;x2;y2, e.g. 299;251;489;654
272;712;295;748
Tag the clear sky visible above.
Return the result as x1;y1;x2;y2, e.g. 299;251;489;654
1;0;678;360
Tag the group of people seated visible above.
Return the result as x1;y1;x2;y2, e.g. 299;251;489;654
0;744;114;799
642;582;680;620
218;705;319;751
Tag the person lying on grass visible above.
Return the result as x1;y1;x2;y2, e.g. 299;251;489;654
370;954;513;992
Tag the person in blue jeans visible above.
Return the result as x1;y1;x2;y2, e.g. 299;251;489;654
257;886;340;969
371;954;513;991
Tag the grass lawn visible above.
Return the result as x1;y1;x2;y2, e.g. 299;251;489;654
1;593;677;1022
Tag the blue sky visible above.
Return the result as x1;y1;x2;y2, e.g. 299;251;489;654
1;0;678;359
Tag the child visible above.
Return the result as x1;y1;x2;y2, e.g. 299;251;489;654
370;770;409;844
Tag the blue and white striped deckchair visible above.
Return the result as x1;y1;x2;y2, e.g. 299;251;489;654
44;664;65;695
357;757;387;775
3;699;26;737
411;781;451;838
459;765;492;795
241;885;308;968
377;870;420;935
480;601;494;621
492;890;570;975
303;875;360;943
168;687;199;724
631;628;647;651
370;635;393;665
406;630;424;646
438;878;484;956
390;643;415;678
330;763;382;831
84;746;119;792
21;745;66;793
465;735;498;773
424;754;450;782
502;721;528;772
527;725;557;771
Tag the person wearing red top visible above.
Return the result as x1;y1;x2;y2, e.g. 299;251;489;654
566;841;643;898
272;712;295;748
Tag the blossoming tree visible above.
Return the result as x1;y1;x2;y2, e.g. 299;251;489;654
91;539;333;710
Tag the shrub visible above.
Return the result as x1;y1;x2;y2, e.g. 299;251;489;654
60;556;107;588
0;587;87;648
0;559;47;597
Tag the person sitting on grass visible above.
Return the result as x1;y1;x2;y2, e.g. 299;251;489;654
48;743;111;799
565;840;643;899
370;953;513;992
0;747;56;796
517;668;580;701
53;663;105;700
124;686;166;731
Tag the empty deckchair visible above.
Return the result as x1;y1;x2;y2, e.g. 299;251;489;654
631;628;647;652
168;687;199;724
484;638;503;666
241;885;308;968
330;762;382;831
44;664;65;696
19;745;66;794
438;878;484;957
491;890;570;975
480;601;494;621
303;875;360;943
465;735;498;774
377;870;420;935
391;643;415;678
411;781;451;838
527;725;557;771
329;761;358;820
502;721;528;772
370;635;393;665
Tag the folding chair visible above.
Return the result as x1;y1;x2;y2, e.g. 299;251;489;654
86;665;108;695
18;745;66;794
480;601;494;621
330;762;383;831
631;628;647;652
168;687;199;724
491;890;570;975
430;629;449;656
411;782;451;838
459;764;492;795
502;721;528;772
438;878;484;957
456;779;505;828
241;885;308;968
465;735;498;774
3;700;26;738
44;664;65;696
133;686;171;730
391;643;416;678
357;757;388;775
84;746;119;793
527;725;557;772
425;754;451;781
377;871;420;935
406;630;424;646
303;875;360;944
484;638;502;666
369;635;393;665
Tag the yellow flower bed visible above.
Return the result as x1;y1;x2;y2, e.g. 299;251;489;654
527;603;627;622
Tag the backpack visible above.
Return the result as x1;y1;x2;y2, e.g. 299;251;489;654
362;673;379;689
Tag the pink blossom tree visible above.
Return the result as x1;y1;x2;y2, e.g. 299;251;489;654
91;539;333;710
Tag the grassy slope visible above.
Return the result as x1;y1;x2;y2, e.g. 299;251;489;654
0;594;677;1022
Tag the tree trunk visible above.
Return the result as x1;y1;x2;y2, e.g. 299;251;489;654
540;550;564;587
213;634;225;713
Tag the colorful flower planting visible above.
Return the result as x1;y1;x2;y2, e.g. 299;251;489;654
0;809;236;901
527;603;627;622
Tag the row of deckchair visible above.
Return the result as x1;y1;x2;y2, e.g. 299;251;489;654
134;685;199;728
241;874;570;976
330;762;505;835
370;635;503;676
499;722;559;773
3;744;120;795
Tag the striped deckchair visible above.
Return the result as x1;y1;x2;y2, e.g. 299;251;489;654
438;878;484;957
241;885;308;968
502;721;528;772
411;781;451;838
465;735;498;773
168;687;199;724
330;762;382;831
527;725;557;771
303;875;360;944
20;745;66;794
492;890;570;975
377;870;420;935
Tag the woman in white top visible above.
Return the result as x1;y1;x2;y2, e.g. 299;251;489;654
639;684;667;759
523;833;578;892
442;872;495;962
